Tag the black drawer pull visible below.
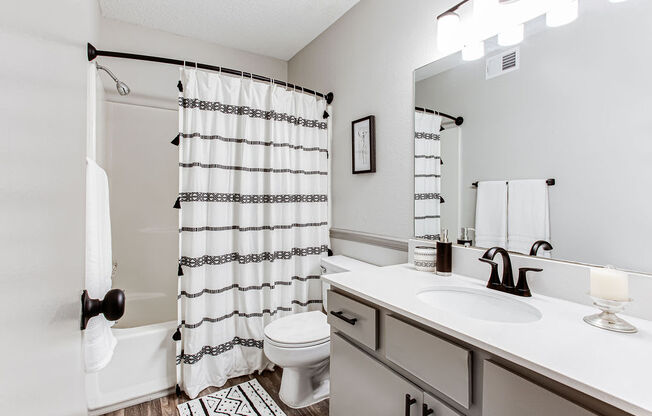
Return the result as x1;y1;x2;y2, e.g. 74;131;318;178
330;310;358;325
405;394;417;416
422;403;434;416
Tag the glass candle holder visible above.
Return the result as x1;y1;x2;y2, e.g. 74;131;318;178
583;296;637;334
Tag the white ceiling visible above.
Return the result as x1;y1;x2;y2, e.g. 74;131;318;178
98;0;359;61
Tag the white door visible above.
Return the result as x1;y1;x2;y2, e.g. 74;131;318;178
0;2;98;414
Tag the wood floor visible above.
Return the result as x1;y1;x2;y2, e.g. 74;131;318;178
102;368;328;416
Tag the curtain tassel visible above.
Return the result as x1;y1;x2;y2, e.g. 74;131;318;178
172;328;181;341
175;384;182;397
322;110;329;119
177;263;184;276
171;133;180;146
177;80;183;92
173;197;181;209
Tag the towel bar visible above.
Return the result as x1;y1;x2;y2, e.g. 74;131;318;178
472;178;555;188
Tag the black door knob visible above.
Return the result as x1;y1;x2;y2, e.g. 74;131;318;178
80;288;125;330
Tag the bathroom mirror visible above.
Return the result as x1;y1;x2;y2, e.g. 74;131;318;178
413;1;652;274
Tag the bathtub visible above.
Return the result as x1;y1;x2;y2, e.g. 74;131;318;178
86;292;177;414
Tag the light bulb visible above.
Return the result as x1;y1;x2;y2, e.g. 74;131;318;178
546;0;579;27
437;12;462;53
608;0;627;3
462;41;485;61
498;23;524;46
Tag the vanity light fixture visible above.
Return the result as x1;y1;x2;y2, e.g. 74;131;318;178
546;0;579;27
437;11;463;53
436;0;471;53
498;23;524;46
462;40;485;61
608;0;628;3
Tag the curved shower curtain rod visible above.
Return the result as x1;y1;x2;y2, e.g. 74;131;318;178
87;43;334;104
415;106;464;126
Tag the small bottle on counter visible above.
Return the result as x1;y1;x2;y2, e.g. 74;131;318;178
436;229;452;276
414;246;437;272
457;227;474;247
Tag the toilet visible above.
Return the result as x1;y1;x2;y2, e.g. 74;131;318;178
263;255;377;408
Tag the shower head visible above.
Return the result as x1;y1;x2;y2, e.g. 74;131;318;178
116;80;130;96
96;64;130;96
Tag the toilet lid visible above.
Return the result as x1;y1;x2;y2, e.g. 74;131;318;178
264;311;330;346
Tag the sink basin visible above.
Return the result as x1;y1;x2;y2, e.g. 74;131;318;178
417;286;542;324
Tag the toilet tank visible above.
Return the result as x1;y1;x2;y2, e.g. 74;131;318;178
320;255;377;310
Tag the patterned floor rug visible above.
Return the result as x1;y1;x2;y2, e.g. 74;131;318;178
177;379;287;416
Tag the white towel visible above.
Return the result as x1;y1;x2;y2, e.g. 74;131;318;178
474;181;508;249
84;158;117;372
507;179;550;256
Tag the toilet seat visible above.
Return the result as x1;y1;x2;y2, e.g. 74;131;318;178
264;311;330;348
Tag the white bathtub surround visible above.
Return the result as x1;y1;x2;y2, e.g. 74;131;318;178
474;181;508;249
84;157;117;372
178;379;286;416
414;111;443;241
176;68;330;398
324;265;652;415
506;179;550;256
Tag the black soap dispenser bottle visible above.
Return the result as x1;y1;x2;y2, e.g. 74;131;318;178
436;229;452;277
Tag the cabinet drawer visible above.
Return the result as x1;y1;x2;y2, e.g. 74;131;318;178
483;361;596;416
385;315;471;408
327;290;378;350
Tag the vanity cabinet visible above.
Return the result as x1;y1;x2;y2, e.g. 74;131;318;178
330;332;460;416
328;288;627;416
330;332;423;415
482;361;597;416
385;315;471;408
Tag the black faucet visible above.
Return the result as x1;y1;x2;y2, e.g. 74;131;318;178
529;240;553;256
479;247;542;297
480;247;515;292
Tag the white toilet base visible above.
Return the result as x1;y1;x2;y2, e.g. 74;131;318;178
278;358;330;409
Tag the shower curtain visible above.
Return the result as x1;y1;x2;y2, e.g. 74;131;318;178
414;111;443;240
176;68;330;398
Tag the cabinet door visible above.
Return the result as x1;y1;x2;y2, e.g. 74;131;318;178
483;361;597;416
330;332;422;416
423;392;462;416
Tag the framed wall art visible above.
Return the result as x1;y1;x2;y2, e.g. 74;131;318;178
351;115;376;174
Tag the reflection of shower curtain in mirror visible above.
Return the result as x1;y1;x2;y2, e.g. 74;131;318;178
414;112;442;240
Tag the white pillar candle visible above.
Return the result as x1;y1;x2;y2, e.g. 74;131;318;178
590;267;629;301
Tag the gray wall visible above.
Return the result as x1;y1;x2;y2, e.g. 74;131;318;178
0;1;100;414
415;1;652;272
288;0;453;242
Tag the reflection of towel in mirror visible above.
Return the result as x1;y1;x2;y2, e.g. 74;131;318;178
84;158;117;372
507;180;550;257
474;181;508;249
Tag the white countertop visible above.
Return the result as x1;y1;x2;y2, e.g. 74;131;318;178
323;264;652;415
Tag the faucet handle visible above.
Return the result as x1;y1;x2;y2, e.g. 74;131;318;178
515;267;543;297
479;258;501;290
